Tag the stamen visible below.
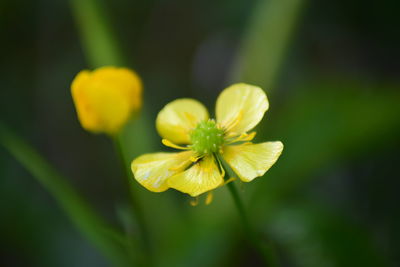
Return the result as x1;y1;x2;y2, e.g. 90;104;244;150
225;131;256;144
224;131;242;140
223;177;236;185
162;139;190;150
205;192;213;205
242;131;256;141
190;197;199;206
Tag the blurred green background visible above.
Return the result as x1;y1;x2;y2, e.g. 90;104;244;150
1;0;399;266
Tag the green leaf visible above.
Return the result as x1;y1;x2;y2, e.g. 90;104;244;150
0;122;133;267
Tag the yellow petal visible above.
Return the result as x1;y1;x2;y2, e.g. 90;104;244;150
71;66;142;135
222;141;283;182
156;98;209;144
131;151;193;192
168;156;223;197
216;83;268;134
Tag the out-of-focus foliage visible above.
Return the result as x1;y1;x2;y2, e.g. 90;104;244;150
0;0;399;266
0;123;135;267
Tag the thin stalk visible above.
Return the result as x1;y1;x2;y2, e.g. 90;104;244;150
219;156;276;265
0;122;133;267
70;0;123;67
226;182;277;266
112;135;152;263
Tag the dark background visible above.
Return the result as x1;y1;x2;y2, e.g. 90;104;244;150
1;0;399;266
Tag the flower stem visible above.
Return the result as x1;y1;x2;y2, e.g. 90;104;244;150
226;182;277;266
112;135;152;263
0;122;134;267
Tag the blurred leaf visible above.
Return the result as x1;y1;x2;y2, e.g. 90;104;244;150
267;201;389;267
252;80;400;207
0;122;134;267
230;0;304;90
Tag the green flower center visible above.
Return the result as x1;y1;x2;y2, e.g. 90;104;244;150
190;120;224;154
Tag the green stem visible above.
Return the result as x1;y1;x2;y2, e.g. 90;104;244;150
112;135;152;261
219;155;276;265
226;182;277;267
70;0;124;67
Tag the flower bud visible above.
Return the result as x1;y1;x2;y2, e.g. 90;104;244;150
71;66;142;135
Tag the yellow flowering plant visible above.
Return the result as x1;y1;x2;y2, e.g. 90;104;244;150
69;65;282;264
71;66;142;135
71;66;151;264
131;83;283;200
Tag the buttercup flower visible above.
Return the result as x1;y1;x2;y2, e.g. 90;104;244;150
71;66;142;135
131;83;283;198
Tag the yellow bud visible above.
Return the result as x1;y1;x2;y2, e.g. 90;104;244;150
71;66;142;135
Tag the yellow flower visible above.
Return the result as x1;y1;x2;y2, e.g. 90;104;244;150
131;83;283;197
71;66;142;135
